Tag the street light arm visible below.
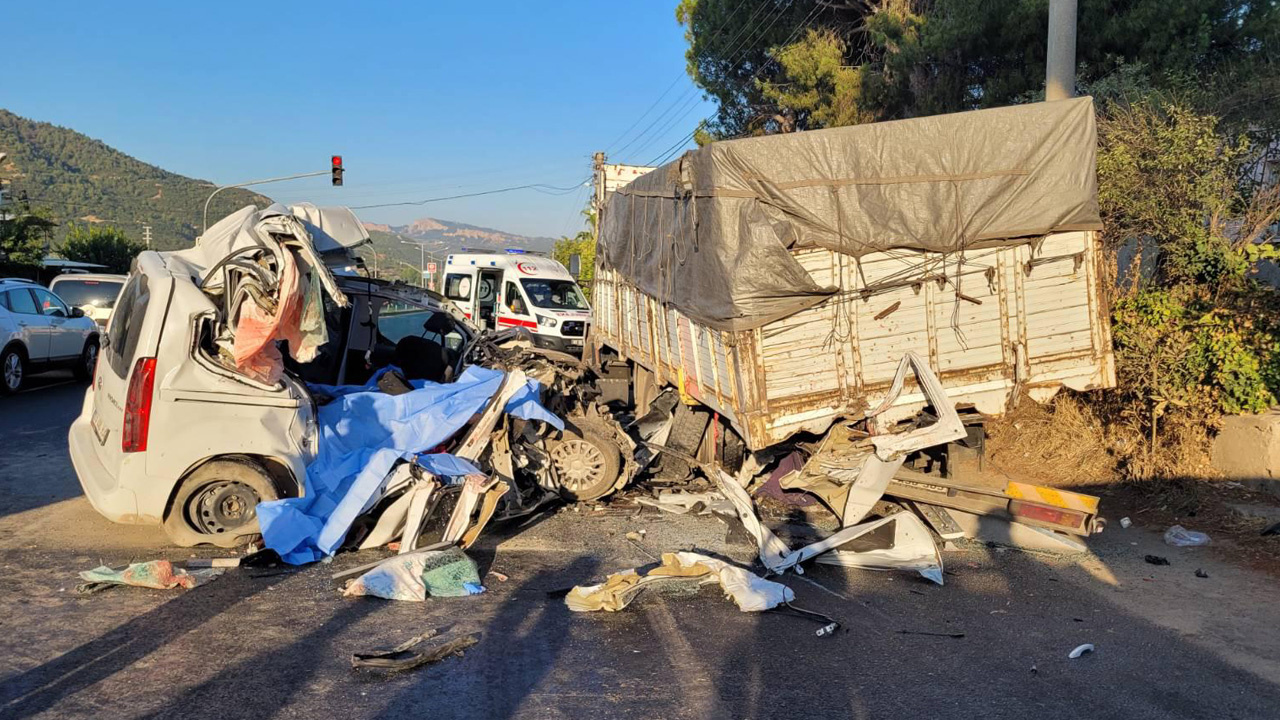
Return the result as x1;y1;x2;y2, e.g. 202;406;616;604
201;169;331;235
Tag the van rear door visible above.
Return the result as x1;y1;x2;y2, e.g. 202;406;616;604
85;254;171;492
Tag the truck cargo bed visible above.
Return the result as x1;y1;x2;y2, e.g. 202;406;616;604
591;230;1115;450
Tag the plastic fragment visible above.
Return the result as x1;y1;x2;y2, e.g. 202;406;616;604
1119;517;1131;529
1163;525;1210;547
1068;643;1095;659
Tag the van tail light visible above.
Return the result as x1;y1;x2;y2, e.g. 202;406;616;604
122;357;157;453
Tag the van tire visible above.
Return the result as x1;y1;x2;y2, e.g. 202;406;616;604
163;459;279;548
74;337;99;381
547;418;623;502
1;345;27;395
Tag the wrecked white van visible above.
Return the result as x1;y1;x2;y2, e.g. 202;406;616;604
69;204;626;547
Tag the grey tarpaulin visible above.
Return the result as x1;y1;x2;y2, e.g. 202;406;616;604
597;97;1101;331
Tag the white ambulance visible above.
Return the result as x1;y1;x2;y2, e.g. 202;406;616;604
442;251;591;355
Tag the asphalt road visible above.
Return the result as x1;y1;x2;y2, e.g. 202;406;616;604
2;380;1280;719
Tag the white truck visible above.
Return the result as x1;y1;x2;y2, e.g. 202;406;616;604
441;251;591;356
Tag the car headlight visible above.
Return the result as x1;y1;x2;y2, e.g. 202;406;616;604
536;315;558;327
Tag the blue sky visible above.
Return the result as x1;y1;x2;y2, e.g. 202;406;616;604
4;1;713;238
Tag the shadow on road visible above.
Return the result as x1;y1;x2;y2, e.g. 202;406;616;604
0;379;90;519
0;572;289;717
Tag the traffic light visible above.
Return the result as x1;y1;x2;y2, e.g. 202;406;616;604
331;155;344;186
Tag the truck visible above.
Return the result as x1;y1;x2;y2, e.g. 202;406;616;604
586;97;1114;514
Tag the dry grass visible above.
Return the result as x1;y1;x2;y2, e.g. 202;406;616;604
984;392;1116;487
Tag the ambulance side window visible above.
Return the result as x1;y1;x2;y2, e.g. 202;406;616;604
444;273;471;302
504;281;528;316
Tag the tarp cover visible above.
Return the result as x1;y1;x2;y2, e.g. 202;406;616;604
258;365;563;565
598;97;1100;331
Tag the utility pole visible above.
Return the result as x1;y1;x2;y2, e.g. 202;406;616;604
142;224;152;248
1045;0;1078;101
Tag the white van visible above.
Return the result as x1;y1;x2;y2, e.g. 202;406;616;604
441;252;590;355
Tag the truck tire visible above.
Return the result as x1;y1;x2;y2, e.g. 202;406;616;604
163;458;279;548
547;418;623;502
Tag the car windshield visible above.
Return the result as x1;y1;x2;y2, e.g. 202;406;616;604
51;279;124;309
520;279;588;310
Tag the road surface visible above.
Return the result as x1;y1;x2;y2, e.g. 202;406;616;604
1;380;1279;719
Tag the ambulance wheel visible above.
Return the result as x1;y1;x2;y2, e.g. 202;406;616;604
164;459;278;548
548;419;622;502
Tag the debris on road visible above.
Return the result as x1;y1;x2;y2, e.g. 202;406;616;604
897;630;966;639
1164;525;1211;547
77;560;220;593
1195;568;1210;578
1144;555;1171;566
185;558;241;569
565;552;795;613
351;629;481;673
1120;517;1132;529
1068;643;1095;659
343;547;483;601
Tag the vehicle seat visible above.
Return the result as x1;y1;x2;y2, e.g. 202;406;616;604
394;335;452;383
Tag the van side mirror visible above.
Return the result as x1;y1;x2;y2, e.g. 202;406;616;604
569;254;581;278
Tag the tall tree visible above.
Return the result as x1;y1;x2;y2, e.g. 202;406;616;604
0;196;55;273
553;207;598;298
678;0;1280;137
59;223;145;274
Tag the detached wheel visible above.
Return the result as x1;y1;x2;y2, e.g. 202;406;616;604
1;346;26;395
548;419;622;502
74;337;99;381
163;459;278;548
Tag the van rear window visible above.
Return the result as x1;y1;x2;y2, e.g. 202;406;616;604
106;274;151;378
444;273;471;302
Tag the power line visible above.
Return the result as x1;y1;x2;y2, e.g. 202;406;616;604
647;1;827;167
608;0;776;160
348;180;588;211
623;0;801;164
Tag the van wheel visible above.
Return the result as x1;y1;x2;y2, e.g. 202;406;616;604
74;338;99;381
1;346;26;395
547;418;622;502
163;459;279;548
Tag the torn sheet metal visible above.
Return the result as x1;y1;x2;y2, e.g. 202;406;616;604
257;365;562;565
810;512;945;585
566;552;794;613
782;352;966;527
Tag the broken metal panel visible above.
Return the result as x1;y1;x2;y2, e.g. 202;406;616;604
811;512;945;585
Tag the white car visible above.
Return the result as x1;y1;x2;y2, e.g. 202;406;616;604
0;278;100;393
49;273;128;329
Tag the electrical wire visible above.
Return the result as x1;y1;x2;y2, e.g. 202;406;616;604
347;180;588;210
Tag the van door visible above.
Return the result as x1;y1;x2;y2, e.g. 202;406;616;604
475;269;503;330
497;278;537;331
87;260;170;489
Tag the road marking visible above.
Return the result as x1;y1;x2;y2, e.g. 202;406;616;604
19;380;76;394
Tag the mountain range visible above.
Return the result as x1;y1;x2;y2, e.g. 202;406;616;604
0;109;268;249
0;108;555;257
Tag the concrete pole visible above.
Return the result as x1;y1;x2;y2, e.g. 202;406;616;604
1045;0;1077;101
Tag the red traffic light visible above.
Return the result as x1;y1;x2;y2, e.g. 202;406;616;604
331;155;344;186
331;155;343;168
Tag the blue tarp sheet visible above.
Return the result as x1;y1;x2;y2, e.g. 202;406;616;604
258;366;563;564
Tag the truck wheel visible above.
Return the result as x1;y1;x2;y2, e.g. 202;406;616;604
548;418;623;502
1;346;26;395
74;338;99;381
163;459;279;548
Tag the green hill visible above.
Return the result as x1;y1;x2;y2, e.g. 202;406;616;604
0;109;269;250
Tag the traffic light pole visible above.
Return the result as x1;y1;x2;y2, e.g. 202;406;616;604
200;169;332;235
